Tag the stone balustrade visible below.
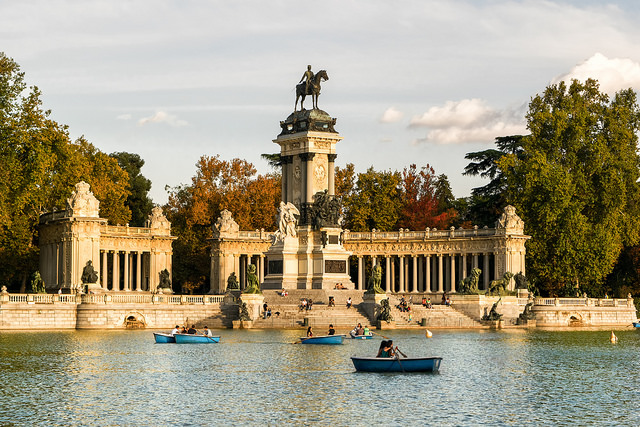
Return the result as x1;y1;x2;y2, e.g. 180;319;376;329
1;292;224;305
533;297;633;307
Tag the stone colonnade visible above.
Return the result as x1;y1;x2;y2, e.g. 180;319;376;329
38;183;176;292
96;248;173;292
350;252;511;293
209;207;530;294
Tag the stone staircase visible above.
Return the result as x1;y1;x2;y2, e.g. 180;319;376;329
387;295;483;328
251;289;371;329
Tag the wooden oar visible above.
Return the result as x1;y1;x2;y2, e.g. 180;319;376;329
395;346;407;358
371;331;389;339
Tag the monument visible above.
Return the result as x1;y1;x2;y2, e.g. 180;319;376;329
262;66;354;290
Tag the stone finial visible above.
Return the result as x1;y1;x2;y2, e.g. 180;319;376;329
495;205;524;234
1;285;7;294
212;209;239;238
66;181;100;218
146;206;171;233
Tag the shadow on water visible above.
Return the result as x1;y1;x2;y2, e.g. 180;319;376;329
1;328;639;426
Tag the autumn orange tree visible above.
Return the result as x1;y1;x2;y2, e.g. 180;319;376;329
165;155;280;292
399;164;456;230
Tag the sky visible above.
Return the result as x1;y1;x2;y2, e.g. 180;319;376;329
2;0;640;204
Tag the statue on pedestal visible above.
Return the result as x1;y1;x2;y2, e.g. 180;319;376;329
158;269;173;294
365;264;385;294
458;268;482;294
377;298;393;322
81;261;99;284
295;67;329;111
482;298;503;321
273;202;299;243
242;264;261;294
226;272;239;291
30;271;46;294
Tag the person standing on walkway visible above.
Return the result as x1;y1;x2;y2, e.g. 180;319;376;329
346;297;352;309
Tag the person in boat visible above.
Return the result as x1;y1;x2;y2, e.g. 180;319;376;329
202;326;212;337
180;326;187;334
376;340;396;358
328;324;335;335
171;325;180;335
356;323;364;335
363;325;370;336
306;326;313;337
187;325;197;334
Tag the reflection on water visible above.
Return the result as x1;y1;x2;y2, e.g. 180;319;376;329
1;328;639;426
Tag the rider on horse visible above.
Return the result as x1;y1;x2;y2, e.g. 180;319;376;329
299;65;314;95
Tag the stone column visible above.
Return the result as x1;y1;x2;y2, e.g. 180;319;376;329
462;253;467;279
385;256;391;292
494;251;499;281
123;251;130;291
281;157;288;203
286;157;294;204
136;252;142;291
301;153;315;203
412;255;418;293
472;253;478;269
149;250;156;292
357;256;363;290
101;250;108;291
399;255;405;293
112;251;119;292
418;256;423;293
437;254;443;293
425;255;431;293
483;253;490;290
391;257;396;292
450;254;456;293
327;154;337;196
259;255;265;283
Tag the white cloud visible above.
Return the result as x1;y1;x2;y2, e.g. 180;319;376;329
379;107;404;123
410;99;526;145
116;114;131;120
552;53;640;94
137;111;188;127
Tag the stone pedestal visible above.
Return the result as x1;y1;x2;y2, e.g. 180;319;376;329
378;320;397;330
362;293;388;321
232;320;254;329
240;293;264;321
263;227;352;290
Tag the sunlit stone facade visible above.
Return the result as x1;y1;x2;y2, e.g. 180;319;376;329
38;182;176;293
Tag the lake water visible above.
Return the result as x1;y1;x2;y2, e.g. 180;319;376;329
0;328;638;426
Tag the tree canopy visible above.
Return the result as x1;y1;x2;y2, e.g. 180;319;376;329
0;53;131;290
110;151;153;227
499;79;640;295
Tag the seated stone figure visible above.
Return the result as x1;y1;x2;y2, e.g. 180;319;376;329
81;261;99;284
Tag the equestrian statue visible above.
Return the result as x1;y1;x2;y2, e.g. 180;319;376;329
295;65;329;111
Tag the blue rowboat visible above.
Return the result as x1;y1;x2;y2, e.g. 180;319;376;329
153;332;176;343
349;331;373;340
351;356;442;373
633;322;640;328
299;334;345;345
174;334;220;344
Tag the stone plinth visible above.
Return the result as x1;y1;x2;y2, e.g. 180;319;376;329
240;293;265;321
362;293;388;320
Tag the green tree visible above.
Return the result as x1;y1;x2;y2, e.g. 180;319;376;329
499;79;640;295
0;53;130;290
110;152;153;226
463;135;526;226
344;167;403;231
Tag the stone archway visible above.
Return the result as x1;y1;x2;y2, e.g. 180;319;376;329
567;312;583;327
124;311;146;329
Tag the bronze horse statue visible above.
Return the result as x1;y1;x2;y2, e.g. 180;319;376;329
295;70;328;111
